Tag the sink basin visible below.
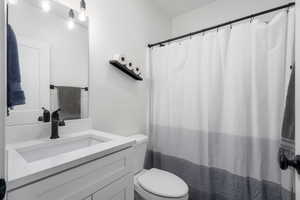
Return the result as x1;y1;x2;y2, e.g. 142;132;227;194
16;135;110;163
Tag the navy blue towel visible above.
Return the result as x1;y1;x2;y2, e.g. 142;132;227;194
7;24;25;108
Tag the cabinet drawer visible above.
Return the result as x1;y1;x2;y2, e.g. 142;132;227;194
93;175;133;200
8;147;133;200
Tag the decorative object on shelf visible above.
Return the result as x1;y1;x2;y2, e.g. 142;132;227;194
112;54;127;65
134;67;140;75
109;60;143;81
127;62;134;70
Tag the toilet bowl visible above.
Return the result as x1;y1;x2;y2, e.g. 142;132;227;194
129;135;189;200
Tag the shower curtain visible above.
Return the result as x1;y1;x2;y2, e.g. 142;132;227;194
146;9;295;200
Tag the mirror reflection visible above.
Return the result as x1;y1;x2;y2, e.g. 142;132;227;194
7;0;89;126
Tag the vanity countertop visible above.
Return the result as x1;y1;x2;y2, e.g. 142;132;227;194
6;130;136;191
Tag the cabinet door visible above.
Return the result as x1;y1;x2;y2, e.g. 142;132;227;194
93;175;133;200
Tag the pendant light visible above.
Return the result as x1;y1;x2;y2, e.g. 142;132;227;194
78;0;87;22
67;9;75;30
41;0;51;12
8;0;19;5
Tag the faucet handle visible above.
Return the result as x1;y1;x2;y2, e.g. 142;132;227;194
38;107;50;122
59;120;66;127
53;108;61;113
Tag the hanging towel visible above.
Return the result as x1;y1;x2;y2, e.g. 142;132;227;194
280;66;295;158
7;24;25;108
57;86;81;120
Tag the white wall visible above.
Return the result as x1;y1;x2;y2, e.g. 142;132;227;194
172;0;292;36
60;0;171;136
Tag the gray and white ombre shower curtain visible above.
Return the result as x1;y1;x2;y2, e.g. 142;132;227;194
146;9;295;200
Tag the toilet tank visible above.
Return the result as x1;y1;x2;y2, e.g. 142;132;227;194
128;135;148;174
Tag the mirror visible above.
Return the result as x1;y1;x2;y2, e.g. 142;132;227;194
7;0;89;126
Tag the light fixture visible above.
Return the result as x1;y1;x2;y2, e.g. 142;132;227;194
41;0;51;12
8;0;19;5
67;9;75;30
78;0;87;22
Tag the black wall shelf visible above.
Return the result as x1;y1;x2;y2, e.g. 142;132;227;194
109;60;143;81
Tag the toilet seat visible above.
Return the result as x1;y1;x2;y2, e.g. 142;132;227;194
134;169;189;200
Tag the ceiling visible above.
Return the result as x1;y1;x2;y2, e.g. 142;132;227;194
153;0;216;17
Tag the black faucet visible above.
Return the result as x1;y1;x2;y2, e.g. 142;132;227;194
50;108;66;139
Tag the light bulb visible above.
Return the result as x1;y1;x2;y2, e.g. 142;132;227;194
41;0;51;12
8;0;19;5
78;0;87;22
67;9;75;30
78;10;87;22
67;20;75;30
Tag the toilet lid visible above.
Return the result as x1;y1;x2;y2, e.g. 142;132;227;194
137;168;188;198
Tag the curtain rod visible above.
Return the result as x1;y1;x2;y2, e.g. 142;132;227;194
148;2;295;48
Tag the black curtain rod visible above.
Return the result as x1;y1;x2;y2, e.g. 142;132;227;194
148;2;295;48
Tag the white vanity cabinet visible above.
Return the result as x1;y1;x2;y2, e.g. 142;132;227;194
93;175;133;200
7;147;134;200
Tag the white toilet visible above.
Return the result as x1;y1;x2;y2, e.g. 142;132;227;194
129;135;189;200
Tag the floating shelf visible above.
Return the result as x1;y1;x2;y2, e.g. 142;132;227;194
109;60;143;81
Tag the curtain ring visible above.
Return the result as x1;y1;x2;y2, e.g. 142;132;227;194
202;31;205;36
217;27;219;32
250;17;254;23
230;24;233;30
287;8;290;13
189;33;192;40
